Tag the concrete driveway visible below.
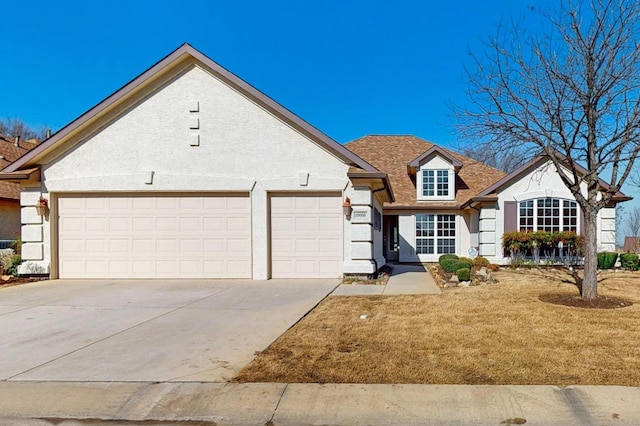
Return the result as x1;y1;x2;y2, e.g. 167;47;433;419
0;278;338;383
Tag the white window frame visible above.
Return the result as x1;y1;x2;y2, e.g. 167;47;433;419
518;197;579;233
418;169;454;201
415;213;457;256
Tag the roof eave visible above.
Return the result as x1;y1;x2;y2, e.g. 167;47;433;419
0;167;41;183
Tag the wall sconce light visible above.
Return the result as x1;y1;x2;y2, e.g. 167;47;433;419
342;197;353;219
36;195;49;217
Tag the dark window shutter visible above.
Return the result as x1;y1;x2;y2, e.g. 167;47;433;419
504;201;518;232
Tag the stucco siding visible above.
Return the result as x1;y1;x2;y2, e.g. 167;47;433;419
27;65;361;278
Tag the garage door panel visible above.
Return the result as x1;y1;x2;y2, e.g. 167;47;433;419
270;194;342;279
58;195;251;279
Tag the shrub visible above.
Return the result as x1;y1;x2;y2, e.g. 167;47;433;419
7;255;21;276
502;231;584;256
473;256;490;267
458;257;473;264
487;264;500;272
597;252;618;270
443;260;472;273
456;267;471;281
620;253;640;271
438;254;459;266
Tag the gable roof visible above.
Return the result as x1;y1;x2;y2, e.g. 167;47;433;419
475;150;631;203
407;145;463;174
346;135;506;208
0;136;40;200
2;43;379;175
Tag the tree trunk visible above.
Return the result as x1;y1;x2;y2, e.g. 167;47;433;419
581;207;599;299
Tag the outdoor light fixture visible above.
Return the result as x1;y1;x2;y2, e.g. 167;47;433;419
36;196;49;217
342;197;353;219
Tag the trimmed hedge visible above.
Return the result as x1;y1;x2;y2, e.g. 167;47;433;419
456;267;471;281
502;231;583;255
620;253;640;271
597;252;618;270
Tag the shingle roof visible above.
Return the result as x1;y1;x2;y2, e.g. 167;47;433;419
0;136;40;199
345;135;506;208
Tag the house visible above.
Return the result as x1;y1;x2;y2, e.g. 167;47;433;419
0;135;40;245
623;237;640;253
0;44;630;279
347;135;630;264
0;44;393;278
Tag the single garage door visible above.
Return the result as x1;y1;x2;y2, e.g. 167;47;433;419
270;193;342;278
57;194;251;279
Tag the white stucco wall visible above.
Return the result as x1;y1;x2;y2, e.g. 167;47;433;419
486;161;616;264
22;64;375;278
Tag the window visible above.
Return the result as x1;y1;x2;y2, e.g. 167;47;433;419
421;170;449;197
416;214;456;254
518;198;578;232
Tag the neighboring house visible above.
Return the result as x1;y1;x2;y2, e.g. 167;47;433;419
623;237;640;253
347;135;630;265
0;135;40;245
0;44;393;278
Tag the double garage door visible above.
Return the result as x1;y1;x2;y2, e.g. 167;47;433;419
57;193;342;279
58;194;252;279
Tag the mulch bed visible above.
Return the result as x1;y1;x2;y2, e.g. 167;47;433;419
0;277;47;289
539;293;634;309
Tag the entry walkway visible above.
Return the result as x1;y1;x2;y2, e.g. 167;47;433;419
332;263;441;295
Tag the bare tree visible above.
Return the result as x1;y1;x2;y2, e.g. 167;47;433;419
0;117;48;141
627;207;640;251
458;145;527;173
456;0;640;299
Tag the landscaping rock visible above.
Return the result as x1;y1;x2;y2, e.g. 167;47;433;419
444;282;458;288
459;281;471;287
449;274;459;284
2;275;11;281
477;267;489;280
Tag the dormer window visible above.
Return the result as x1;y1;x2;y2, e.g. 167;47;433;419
422;170;449;197
409;146;460;202
418;168;454;200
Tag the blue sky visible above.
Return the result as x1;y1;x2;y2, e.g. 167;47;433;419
1;0;638;222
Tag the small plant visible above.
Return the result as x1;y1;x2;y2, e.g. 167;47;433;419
456;267;471;281
473;256;490;267
438;254;459;266
597;252;618;270
509;253;528;268
458;257;473;264
487;264;500;272
620;253;640;271
8;255;21;276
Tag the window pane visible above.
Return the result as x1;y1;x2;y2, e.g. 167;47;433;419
422;171;434;197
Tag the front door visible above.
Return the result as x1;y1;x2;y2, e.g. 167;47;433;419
383;215;399;261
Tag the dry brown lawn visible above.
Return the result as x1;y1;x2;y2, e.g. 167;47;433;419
233;268;640;385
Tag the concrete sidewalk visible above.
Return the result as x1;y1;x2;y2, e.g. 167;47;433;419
332;262;441;295
1;381;639;425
